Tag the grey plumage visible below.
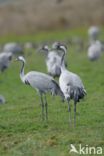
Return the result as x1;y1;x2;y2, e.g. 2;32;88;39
88;26;100;42
39;44;61;77
53;42;86;126
0;95;5;104
16;56;64;120
39;43;67;78
23;71;64;97
88;40;102;61
3;42;23;55
0;52;12;72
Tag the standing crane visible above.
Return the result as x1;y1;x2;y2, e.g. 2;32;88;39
53;42;86;126
88;40;102;61
0;52;12;72
3;42;23;55
0;95;5;104
16;56;64;120
39;43;67;78
39;44;62;77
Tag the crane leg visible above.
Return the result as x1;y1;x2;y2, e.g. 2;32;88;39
74;101;77;127
68;100;71;125
40;93;45;120
44;94;48;121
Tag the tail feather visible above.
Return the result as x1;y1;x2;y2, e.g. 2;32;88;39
74;87;87;103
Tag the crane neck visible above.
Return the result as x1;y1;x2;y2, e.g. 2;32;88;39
60;47;67;72
20;61;25;83
61;53;66;71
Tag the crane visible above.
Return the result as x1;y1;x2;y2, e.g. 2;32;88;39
39;43;67;78
39;44;62;77
0;52;12;72
16;56;64;120
54;42;86;126
3;42;23;55
88;40;102;61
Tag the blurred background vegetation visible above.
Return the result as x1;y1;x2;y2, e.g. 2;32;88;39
0;0;104;36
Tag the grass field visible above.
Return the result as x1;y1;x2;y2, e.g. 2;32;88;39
0;28;104;156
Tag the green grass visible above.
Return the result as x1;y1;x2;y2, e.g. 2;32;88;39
0;28;104;156
0;27;87;44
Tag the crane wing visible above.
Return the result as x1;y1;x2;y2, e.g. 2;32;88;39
24;71;64;100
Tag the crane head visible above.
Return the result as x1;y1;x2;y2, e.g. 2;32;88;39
52;42;67;54
38;45;49;53
16;56;26;63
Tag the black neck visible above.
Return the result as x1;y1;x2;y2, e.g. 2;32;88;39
61;52;65;65
20;61;24;75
